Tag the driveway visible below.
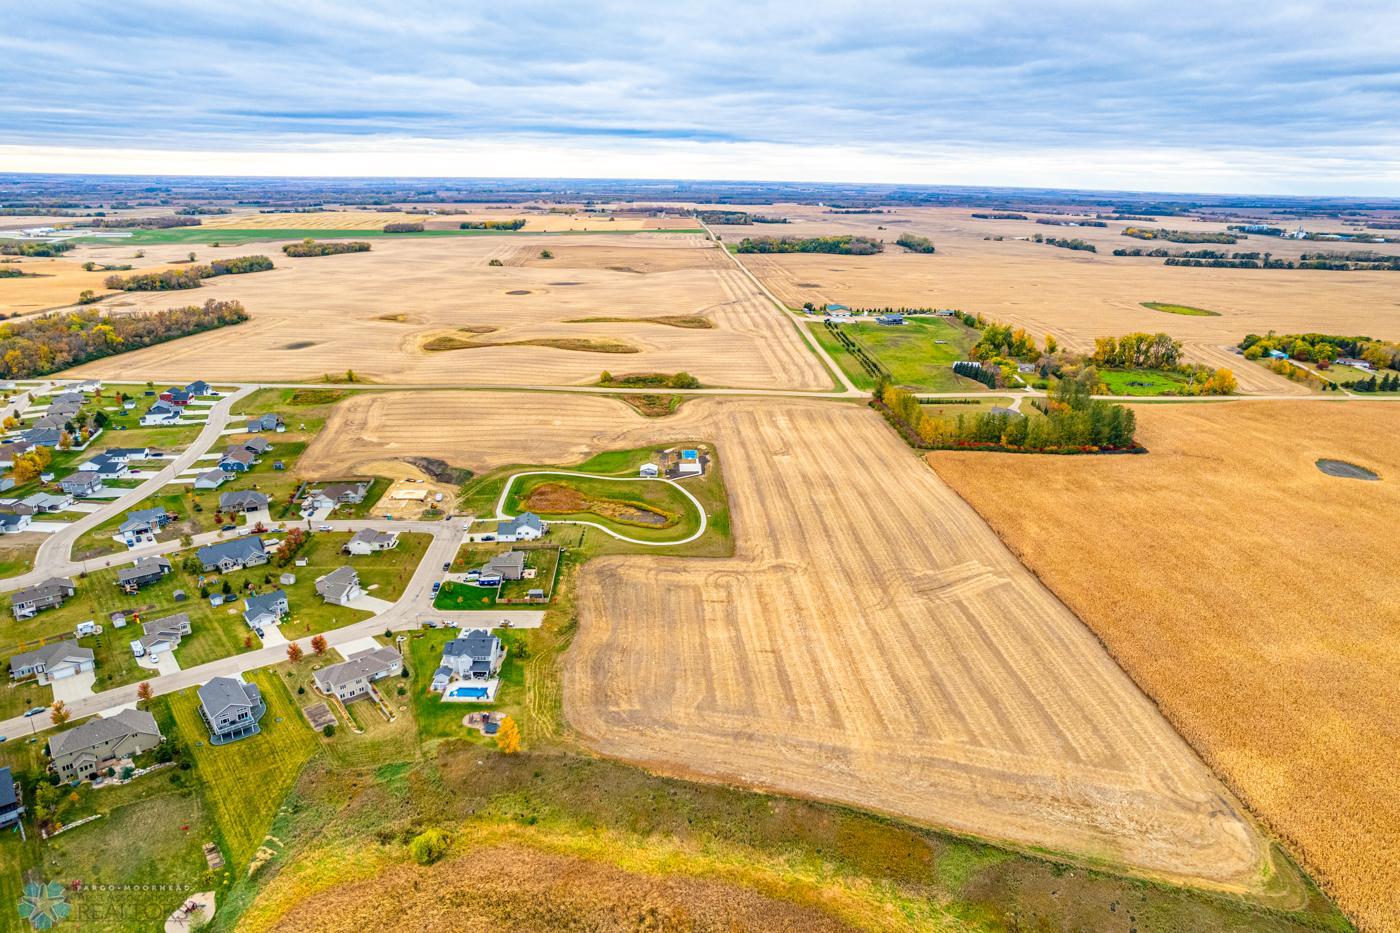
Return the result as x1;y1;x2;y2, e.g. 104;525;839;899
137;652;182;676
347;594;395;614
51;670;96;704
257;624;288;648
334;636;383;658
26;521;72;533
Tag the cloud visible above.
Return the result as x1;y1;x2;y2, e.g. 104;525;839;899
2;1;1399;194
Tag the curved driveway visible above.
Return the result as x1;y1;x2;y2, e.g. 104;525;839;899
494;470;708;546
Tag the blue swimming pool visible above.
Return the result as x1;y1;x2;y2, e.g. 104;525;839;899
447;685;488;699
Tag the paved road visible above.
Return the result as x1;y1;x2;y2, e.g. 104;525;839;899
493;470;709;546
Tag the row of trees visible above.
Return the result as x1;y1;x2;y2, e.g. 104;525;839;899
104;255;273;290
735;235;883;255
88;215;200;229
1091;332;1182;369
874;372;1140;453
1036;218;1107;227
970;212;1027;220
1241;331;1399;371
1033;234;1095;252
0;241;74;257
382;222;424;233
282;239;372;257
1123;226;1239;244
0;299;248;378
1351;373;1400;392
459;219;526;230
895;233;936;253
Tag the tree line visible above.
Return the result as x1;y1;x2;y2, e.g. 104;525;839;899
382;222;424;233
459;219;526;230
873;372;1140;454
1240;332;1400;371
104;255;274;290
895;233;935;253
282;239;372;257
1;241;74;257
735;235;882;255
1123;227;1239;244
0;299;248;378
1033;234;1096;252
87;216;201;229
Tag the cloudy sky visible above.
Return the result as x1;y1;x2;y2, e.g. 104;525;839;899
3;1;1399;195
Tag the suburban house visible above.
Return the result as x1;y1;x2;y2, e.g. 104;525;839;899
0;442;33;468
314;566;362;606
0;513;32;535
478;550;525;585
432;629;504;692
20;428;62;448
185;380;213;396
9;638;93;683
312;645;402;701
158;387;192;407
197;536;268;573
0;767;22;830
193;468;230;490
219;490;268;513
140;402;182;426
32;413;71;431
220;447;255;472
84;448;149;475
10;578;77;620
59;471;104;497
318;481;369;503
245;413;285;433
243;589;288;628
344;528;398;556
198;676;266;744
875;313;906;325
495;512;546;542
132;612;191;658
116;556;173;592
22;492;73;513
119;507;170;548
242;437;272;456
47;709;162;781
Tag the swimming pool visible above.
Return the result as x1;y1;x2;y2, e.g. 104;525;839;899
447;685;488;699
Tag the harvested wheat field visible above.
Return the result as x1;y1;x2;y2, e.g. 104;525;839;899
246;844;855;933
0;257;179;315
304;390;1267;889
721;205;1400;393
61;234;830;390
928;400;1400;930
198;208;660;232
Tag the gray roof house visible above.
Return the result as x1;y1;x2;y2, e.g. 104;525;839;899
9;638;94;684
10;578;77;620
0;767;22;829
134;612;191;656
242;436;272;455
197;536;268;573
193;468;230;490
243;590;288;628
198;677;265;744
59;471;104;496
245;413;284;433
219;490;268;513
20;428;62;448
344;528;398;555
119;507;170;547
48;709;162;780
0;513;32;535
220;447;255;472
318;481;369;503
314;566;362;606
494;512;546;542
116;556;172;591
436;629;504;688
479;550;526;582
313;646;402;701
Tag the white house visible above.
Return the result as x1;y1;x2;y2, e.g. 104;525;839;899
314;566;362;606
639;462;660;478
9;640;94;684
494;512;546;542
344;528;398;556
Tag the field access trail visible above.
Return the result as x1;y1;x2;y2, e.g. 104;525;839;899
493;471;708;546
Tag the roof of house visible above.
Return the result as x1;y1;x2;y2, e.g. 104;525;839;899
247;413;282;430
198;676;261;716
195;468;228;485
497;512;543;536
9;638;90;674
443;629;499;659
11;578;75;606
242;437;272;454
347;528;396;548
48;708;160;761
319;481;366;500
0;513;29;528
0;767;16;811
482;551;525;577
117;556;171;584
21;428;61;445
219;490;269;511
314;566;360;602
119;507;167;533
244;589;287;618
197;536;267;566
141;613;190;638
61;471;102;488
221;447;255;465
315;646;400;691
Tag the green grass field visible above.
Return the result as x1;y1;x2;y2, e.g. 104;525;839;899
502;473;702;544
1096;367;1195;396
816;316;986;392
167;668;318;868
1141;301;1221;317
405;627;527;749
73;227;705;246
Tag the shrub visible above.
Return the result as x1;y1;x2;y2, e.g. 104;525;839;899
322;724;335;737
409;828;450;865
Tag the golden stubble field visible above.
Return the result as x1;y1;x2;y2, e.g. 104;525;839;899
929;400;1400;930
59;234;831;390
303;390;1267;890
710;204;1400;394
199;208;663;232
0;256;186;315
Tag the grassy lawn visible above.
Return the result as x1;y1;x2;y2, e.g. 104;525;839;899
823;317;988;392
0;543;36;581
271;650;419;770
1096;368;1195;396
458;444;731;561
917;397;1014;419
807;321;877;390
1140;301;1221;317
166;668;318;869
404;627;528;749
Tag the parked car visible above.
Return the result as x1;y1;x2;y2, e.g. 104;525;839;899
317;524;332;532
442;562;450;571
24;707;48;718
432;581;441;593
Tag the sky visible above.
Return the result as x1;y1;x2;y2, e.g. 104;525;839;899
3;1;1400;196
